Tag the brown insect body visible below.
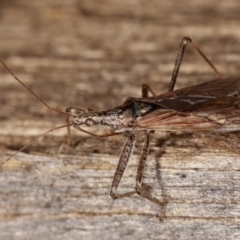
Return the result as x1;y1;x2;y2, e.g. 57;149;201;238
135;77;240;132
68;76;240;133
2;37;239;215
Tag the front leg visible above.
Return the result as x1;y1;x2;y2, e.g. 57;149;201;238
110;133;136;199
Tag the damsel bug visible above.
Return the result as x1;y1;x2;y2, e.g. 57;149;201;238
1;37;240;208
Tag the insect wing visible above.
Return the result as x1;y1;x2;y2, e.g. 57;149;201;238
133;76;240;111
172;76;240;98
188;96;240;131
135;96;240;132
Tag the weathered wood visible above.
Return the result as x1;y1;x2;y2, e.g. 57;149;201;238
1;0;240;239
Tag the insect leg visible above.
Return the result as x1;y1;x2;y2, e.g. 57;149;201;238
168;36;221;92
66;116;73;146
135;131;152;193
142;84;157;97
110;133;136;199
135;131;166;211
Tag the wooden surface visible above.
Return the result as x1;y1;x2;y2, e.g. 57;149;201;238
1;1;240;239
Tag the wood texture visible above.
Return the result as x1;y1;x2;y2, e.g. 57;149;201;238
1;1;240;239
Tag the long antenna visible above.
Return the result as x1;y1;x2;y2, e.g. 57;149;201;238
1;123;73;166
0;59;69;116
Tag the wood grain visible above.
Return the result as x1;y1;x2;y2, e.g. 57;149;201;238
1;1;240;239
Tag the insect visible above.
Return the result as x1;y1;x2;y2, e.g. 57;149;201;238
1;37;239;208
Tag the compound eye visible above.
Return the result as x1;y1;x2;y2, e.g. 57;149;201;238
85;118;95;127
